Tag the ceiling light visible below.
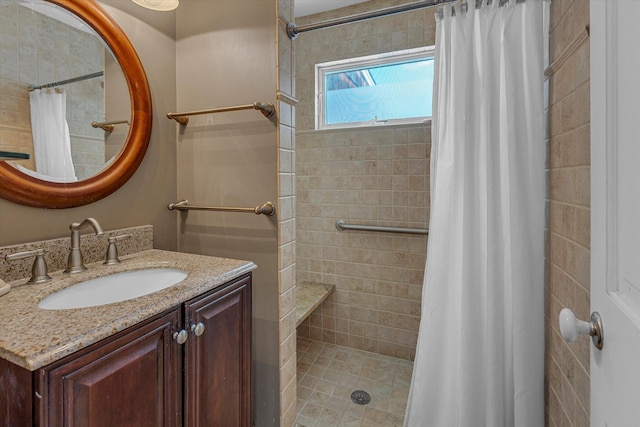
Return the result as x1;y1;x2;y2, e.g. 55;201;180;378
131;0;179;11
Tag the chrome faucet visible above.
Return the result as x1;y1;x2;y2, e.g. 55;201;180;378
64;218;104;274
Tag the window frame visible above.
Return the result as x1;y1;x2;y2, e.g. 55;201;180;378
315;45;435;130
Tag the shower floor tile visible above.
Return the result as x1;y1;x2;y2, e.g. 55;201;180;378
295;338;413;427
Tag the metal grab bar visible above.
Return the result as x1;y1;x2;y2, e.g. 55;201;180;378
91;120;129;132
335;220;428;236
167;102;275;125
168;200;275;216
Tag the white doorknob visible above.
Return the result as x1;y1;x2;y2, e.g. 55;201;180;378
558;308;604;350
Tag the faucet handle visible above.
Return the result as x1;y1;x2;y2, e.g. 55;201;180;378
5;248;52;284
104;234;133;265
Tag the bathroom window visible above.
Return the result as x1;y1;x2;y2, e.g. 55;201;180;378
315;46;435;130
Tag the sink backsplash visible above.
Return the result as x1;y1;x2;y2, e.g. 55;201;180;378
0;225;153;283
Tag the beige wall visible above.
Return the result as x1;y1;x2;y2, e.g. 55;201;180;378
174;1;282;425
546;0;590;425
0;2;178;251
294;0;435;360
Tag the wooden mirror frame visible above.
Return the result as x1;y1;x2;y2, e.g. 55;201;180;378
0;0;152;208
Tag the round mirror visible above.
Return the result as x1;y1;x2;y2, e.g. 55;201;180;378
0;0;151;208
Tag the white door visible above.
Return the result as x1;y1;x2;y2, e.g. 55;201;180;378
591;1;640;425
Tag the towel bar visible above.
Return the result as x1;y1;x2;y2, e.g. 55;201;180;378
168;200;275;216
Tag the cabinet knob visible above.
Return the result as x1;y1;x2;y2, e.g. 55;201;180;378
191;322;205;336
173;330;188;344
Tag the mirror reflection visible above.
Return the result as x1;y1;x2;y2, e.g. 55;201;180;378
0;0;131;182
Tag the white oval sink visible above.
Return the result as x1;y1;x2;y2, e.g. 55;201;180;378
38;268;188;310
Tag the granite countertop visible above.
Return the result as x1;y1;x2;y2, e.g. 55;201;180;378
0;249;256;371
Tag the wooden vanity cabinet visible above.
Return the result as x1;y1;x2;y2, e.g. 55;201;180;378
0;273;252;427
38;310;182;427
184;274;252;427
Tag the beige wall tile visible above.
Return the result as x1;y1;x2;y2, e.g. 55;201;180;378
546;1;591;425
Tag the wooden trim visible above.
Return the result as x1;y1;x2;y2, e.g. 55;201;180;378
0;0;152;208
0;357;32;425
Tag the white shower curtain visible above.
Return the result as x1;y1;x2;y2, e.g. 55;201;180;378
29;88;77;180
404;1;547;426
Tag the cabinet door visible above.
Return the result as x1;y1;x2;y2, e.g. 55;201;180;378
184;275;252;427
40;310;182;427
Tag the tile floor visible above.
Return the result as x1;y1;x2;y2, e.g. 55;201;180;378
296;338;413;427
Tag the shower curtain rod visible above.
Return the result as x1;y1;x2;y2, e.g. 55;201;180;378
287;0;526;39
28;71;103;91
287;0;452;39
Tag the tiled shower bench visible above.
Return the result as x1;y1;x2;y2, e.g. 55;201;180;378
295;281;334;326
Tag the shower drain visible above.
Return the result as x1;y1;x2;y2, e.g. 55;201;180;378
350;390;371;405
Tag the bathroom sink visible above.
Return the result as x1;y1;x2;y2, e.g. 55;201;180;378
38;268;188;310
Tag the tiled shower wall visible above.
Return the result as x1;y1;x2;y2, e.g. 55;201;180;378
278;0;297;425
545;0;590;425
295;1;436;360
0;3;105;178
